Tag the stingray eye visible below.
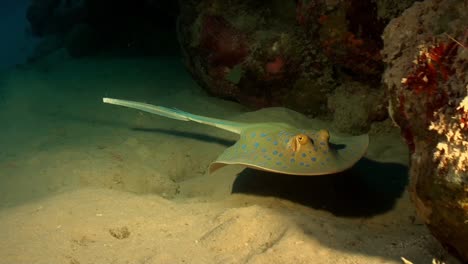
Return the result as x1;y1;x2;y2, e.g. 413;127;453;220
296;134;309;145
317;129;330;142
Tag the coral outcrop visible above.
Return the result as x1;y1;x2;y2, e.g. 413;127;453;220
327;82;388;133
382;0;467;261
177;0;405;124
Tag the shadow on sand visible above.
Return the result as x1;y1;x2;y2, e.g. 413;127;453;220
232;157;408;217
132;127;236;146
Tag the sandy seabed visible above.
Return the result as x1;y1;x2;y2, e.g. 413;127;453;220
0;55;460;264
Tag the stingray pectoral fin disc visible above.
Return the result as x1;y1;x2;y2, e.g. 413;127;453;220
209;162;228;174
329;133;369;173
209;132;369;176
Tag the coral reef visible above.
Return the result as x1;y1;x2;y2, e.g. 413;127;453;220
177;0;301;107
316;0;384;79
199;15;249;68
327;82;388;134
177;0;401;120
382;0;468;261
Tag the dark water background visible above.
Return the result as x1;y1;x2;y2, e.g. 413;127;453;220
0;0;38;70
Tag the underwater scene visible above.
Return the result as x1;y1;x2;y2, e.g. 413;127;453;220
0;0;466;263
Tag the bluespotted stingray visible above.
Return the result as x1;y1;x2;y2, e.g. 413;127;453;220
103;98;368;176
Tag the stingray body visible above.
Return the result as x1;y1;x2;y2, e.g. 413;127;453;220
103;98;369;176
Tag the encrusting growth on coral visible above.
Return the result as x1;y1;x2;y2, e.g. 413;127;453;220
430;87;468;177
401;42;458;95
405;37;468;178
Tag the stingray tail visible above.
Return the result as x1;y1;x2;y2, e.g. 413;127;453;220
103;97;245;134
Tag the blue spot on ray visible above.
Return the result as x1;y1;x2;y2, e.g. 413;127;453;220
260;133;267;137
273;150;278;155
253;142;259;148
